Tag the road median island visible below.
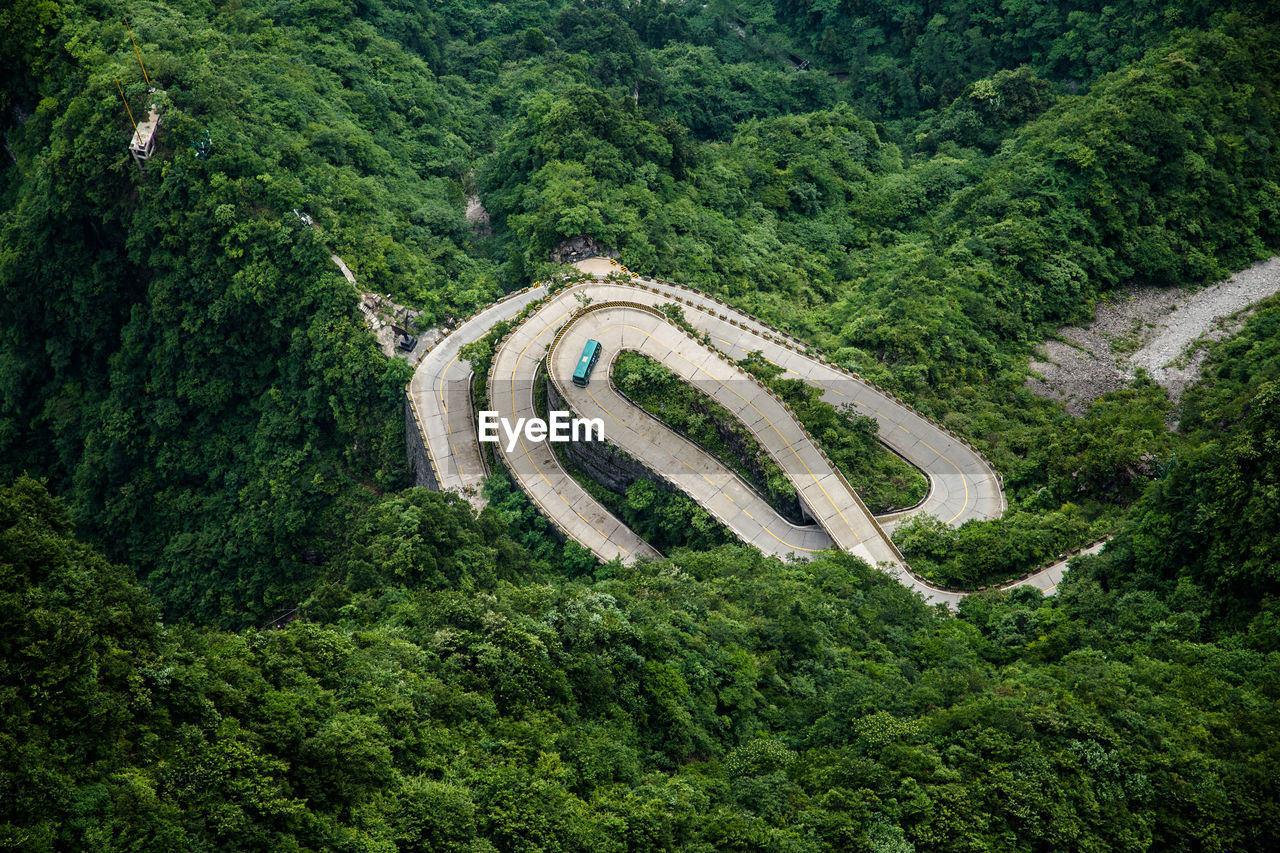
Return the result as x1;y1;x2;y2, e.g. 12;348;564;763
612;351;807;525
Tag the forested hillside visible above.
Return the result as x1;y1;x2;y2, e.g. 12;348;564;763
2;0;1280;849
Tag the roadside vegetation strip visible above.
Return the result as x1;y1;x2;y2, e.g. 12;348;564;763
612;351;804;524
735;354;928;514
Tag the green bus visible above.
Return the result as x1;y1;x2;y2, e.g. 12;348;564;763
572;339;603;387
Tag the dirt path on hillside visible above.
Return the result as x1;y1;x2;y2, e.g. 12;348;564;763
1027;256;1280;414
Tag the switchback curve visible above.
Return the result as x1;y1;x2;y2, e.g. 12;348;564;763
409;262;1065;605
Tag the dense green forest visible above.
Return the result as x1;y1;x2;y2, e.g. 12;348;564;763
3;0;1280;848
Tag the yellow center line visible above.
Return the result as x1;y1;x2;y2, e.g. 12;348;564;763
919;438;971;524
585;387;652;443
783;361;973;527
436;293;550;482
755;524;821;552
438;352;466;478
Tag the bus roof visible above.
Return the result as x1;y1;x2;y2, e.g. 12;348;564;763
572;339;601;382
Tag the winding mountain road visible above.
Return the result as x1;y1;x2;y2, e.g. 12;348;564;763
408;259;1067;605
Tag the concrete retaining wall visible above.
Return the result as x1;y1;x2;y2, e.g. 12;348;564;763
405;395;439;490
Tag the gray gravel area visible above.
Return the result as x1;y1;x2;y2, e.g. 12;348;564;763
1027;256;1280;415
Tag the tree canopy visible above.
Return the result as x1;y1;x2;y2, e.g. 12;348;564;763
2;0;1280;848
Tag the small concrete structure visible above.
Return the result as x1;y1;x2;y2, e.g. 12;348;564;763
330;254;437;361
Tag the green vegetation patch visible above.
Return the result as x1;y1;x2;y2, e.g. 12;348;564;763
8;469;1280;851
894;507;1113;589
738;353;929;514
613;350;804;523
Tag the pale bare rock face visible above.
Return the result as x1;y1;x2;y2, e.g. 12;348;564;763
1026;256;1280;415
465;195;491;238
